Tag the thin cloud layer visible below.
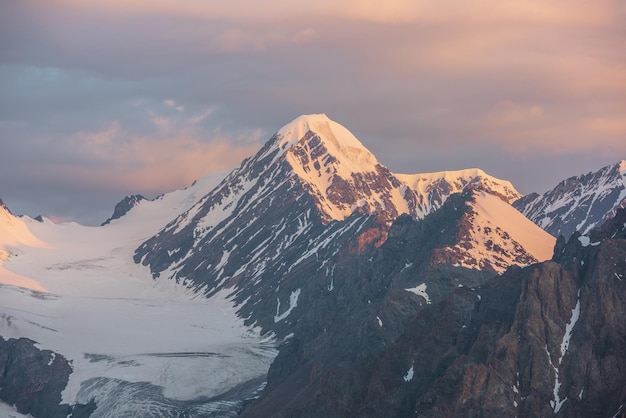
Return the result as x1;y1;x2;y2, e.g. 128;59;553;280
1;0;625;224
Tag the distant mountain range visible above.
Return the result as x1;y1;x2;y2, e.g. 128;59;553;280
1;114;625;417
514;160;626;238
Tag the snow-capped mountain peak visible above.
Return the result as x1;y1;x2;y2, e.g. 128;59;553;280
262;114;412;223
275;113;378;167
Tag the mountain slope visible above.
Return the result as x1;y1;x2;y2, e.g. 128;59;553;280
242;204;626;418
514;160;626;238
360;211;626;417
436;190;555;273
0;201;49;291
101;169;228;230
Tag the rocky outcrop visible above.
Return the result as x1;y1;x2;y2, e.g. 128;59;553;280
0;198;12;215
101;194;146;226
0;337;95;418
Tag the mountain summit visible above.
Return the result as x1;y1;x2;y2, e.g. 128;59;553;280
257;113;414;223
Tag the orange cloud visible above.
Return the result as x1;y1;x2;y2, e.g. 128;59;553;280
64;121;262;193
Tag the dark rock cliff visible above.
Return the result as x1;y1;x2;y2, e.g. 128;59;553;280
0;337;95;418
101;194;146;226
241;204;626;418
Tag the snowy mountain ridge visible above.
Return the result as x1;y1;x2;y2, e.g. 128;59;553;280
397;167;522;218
514;160;626;238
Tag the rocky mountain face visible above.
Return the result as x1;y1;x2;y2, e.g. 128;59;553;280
514;160;626;239
241;202;626;418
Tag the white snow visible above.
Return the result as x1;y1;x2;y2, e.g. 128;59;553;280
473;191;555;261
405;283;431;304
0;196;277;407
0;206;50;292
560;290;581;360
551;289;581;414
403;362;414;382
578;235;600;247
274;288;301;323
0;402;30;418
114;170;227;235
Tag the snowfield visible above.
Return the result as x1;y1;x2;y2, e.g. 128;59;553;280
0;180;277;415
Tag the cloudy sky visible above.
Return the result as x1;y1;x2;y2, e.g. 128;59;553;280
1;0;625;225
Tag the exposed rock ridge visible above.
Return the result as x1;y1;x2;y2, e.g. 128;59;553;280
514;160;626;238
101;194;146;226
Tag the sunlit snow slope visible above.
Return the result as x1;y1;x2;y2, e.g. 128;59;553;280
0;201;50;291
0;175;277;416
436;190;556;273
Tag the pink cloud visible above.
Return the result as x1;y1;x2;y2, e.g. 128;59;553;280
50;0;621;26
